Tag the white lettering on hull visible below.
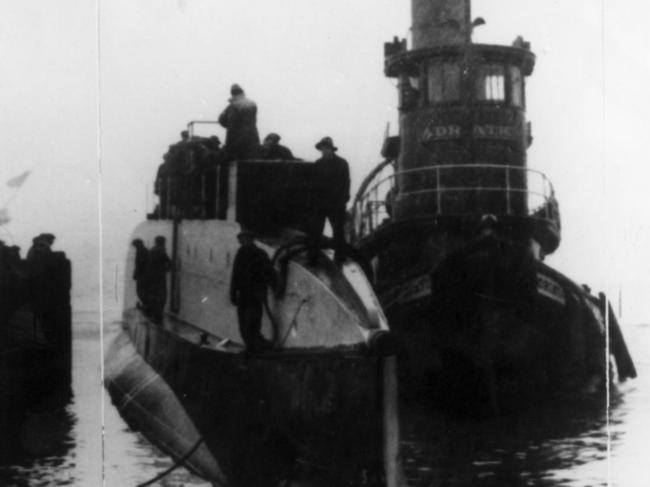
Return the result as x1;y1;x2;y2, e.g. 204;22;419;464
536;272;566;305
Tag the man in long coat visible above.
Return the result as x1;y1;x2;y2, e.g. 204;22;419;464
312;136;350;249
131;239;149;310
218;84;260;161
146;236;171;324
230;230;275;353
260;133;295;160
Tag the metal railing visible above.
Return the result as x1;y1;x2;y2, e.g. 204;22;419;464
187;120;221;138
352;163;559;240
152;165;227;220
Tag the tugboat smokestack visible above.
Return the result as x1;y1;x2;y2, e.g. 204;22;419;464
411;0;471;48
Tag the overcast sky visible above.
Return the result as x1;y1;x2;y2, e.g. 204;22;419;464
1;0;648;322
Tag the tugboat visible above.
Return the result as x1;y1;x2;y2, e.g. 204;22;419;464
104;124;401;486
350;0;636;412
0;233;72;461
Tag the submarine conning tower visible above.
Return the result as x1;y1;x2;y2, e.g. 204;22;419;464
379;0;560;254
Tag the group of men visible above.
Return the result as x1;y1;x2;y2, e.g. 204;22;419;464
0;233;58;329
154;84;297;219
154;83;351;248
146;83;353;352
131;231;272;353
219;83;351;246
220;84;351;351
131;236;172;324
217;83;296;162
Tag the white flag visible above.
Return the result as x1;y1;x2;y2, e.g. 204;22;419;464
0;208;10;225
7;171;30;188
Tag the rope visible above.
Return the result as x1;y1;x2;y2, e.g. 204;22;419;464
271;235;373;287
135;437;205;487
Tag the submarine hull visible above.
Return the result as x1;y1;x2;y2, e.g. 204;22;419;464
106;309;399;486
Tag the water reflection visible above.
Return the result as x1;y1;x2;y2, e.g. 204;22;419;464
0;306;647;486
0;401;75;486
0;310;208;487
401;391;610;487
607;324;650;487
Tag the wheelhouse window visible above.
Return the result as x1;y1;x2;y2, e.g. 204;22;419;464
398;74;421;110
510;66;523;107
427;63;461;103
475;64;505;102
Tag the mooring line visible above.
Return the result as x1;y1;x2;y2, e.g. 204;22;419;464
135;437;204;487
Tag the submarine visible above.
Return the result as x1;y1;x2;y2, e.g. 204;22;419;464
104;124;401;487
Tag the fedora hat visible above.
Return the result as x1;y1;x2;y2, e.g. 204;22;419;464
264;133;281;143
315;136;338;151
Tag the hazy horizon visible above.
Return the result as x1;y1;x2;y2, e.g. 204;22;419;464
1;0;648;322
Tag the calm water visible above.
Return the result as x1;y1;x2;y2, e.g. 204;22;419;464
0;296;648;486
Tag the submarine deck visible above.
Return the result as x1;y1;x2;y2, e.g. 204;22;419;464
123;307;367;357
124;307;244;354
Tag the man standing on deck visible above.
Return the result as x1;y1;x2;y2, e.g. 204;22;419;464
260;133;296;160
218;84;260;161
147;236;171;324
131;239;149;310
312;136;350;252
230;230;275;353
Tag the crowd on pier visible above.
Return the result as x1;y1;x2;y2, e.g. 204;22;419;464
0;233;69;342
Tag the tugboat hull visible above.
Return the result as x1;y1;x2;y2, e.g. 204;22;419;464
378;235;613;413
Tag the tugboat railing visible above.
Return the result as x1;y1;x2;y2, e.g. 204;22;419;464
352;163;559;241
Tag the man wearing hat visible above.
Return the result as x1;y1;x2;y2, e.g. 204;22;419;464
146;236;171;324
26;233;54;261
131;239;150;310
312;136;350;249
218;84;261;161
230;229;275;353
260;133;295;161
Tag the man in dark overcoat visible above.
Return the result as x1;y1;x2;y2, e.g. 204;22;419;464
260;133;295;160
146;236;171;324
230;230;275;353
218;84;260;161
131;239;149;310
312;136;350;248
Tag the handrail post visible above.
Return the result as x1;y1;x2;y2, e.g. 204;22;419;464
435;166;442;214
545;177;551;219
200;172;207;220
360;198;364;238
214;165;220;219
166;176;171;219
354;201;360;239
505;166;512;214
374;186;379;231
